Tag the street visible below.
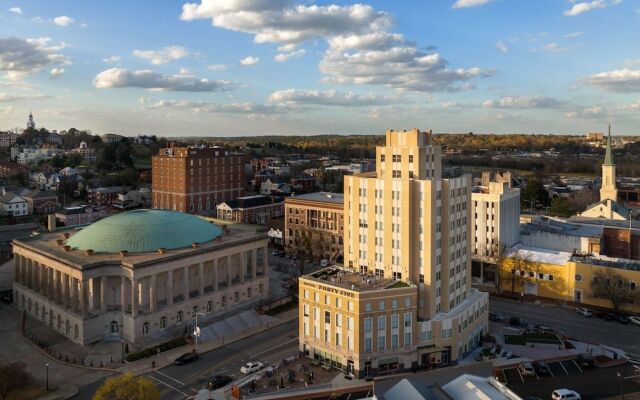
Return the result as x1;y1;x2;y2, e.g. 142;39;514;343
489;297;640;353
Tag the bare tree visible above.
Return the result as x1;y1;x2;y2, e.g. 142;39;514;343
590;269;639;313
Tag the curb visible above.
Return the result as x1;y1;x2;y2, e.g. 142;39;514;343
35;384;79;400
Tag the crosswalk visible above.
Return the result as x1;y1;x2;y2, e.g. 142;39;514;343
627;352;640;368
147;370;194;398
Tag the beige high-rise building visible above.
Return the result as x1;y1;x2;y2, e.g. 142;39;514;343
299;129;488;377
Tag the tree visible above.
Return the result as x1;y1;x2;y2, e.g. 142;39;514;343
590;270;639;313
93;373;160;400
0;362;31;400
521;178;550;210
548;197;572;218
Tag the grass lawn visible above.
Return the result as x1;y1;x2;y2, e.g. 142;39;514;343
504;334;562;346
7;386;47;400
386;281;411;289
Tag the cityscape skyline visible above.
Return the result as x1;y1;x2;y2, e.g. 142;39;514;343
1;0;639;136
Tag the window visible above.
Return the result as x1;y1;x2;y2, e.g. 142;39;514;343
303;304;309;317
391;334;399;349
365;303;372;312
378;334;386;350
160;316;166;329
404;297;411;308
177;311;183;323
336;313;342;327
142;322;149;335
391;314;399;329
631;282;637;291
409;154;413;163
379;301;385;311
404;332;412;347
575;274;583;282
207;301;212;312
404;313;412;328
392;299;398;309
365;337;372;352
364;317;372;333
325;311;331;324
378;315;386;331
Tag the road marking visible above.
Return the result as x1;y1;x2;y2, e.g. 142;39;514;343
515;368;524;383
547;365;555;378
559;361;569;375
501;369;508;384
153;370;186;386
572;360;582;374
148;374;189;397
249;337;299;359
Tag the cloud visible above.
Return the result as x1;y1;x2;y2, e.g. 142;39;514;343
80;22;88;28
274;48;306;62
240;56;260;66
541;42;573;53
93;68;233;92
0;37;70;80
564;0;621;16
141;98;286;115
132;45;189;65
564;31;584;38
49;67;65;78
482;96;565;109
584;68;640;92
53;15;74;26
9;7;23;15
268;89;395;106
103;56;121;64
0;93;50;102
207;64;227;71
496;41;508;53
452;0;494;9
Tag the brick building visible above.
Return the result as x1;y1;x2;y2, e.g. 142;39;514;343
152;147;245;214
0;160;29;178
216;195;284;225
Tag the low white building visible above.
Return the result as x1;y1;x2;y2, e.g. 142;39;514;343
0;191;29;216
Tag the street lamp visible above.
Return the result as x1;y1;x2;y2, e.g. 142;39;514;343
207;380;214;400
194;312;205;354
617;372;624;400
45;363;49;391
121;339;125;363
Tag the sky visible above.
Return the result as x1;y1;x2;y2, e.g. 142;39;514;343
0;0;639;136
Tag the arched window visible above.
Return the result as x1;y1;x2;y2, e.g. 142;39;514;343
177;311;183;323
160;316;166;329
207;301;212;312
110;320;119;333
142;322;149;335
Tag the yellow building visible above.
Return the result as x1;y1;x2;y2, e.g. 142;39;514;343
499;244;640;314
299;129;488;377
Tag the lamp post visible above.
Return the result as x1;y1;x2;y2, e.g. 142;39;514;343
207;380;214;400
45;363;49;391
194;312;205;354
121;339;125;363
617;372;624;400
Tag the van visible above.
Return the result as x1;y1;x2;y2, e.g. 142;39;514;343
551;389;581;400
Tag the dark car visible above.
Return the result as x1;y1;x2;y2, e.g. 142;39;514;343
278;251;286;257
611;314;629;324
336;255;344;263
489;312;505;323
174;352;199;366
534;324;557;333
533;361;551;375
576;353;594;368
508;317;527;327
207;375;232;389
594;311;613;321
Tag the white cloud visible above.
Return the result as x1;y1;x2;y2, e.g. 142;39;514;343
0;37;70;80
132;46;189;65
0;93;50;102
103;56;121;64
564;31;584;38
564;0;621;16
584;68;640;92
141;98;286;115
207;64;227;71
482;96;564;109
274;48;306;62
541;42;573;53
93;68;233;92
452;0;494;9
80;22;88;28
181;1;491;93
240;56;259;66
53;15;74;26
49;67;65;78
9;7;23;15
268;89;395;106
496;41;508;54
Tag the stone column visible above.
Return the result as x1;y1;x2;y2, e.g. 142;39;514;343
130;278;138;316
213;259;219;290
39;264;46;294
149;274;157;313
53;270;60;303
47;268;53;300
14;257;21;285
62;274;70;309
240;252;246;283
79;280;87;315
70;277;78;313
101;276;108;312
262;246;268;273
88;278;95;311
27;259;34;289
182;267;189;300
252;248;257;280
226;255;232;285
167;270;174;306
198;263;204;296
121;276;127;311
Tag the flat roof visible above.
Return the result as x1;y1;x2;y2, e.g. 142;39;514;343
506;244;572;266
286;191;344;205
303;266;414;292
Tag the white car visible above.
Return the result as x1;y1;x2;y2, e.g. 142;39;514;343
320;259;329;267
629;316;640;327
575;307;592;317
240;361;263;374
552;389;581;400
518;361;535;376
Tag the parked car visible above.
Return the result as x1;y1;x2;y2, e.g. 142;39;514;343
575;307;592;317
272;250;279;256
519;361;536;376
576;353;594;368
629;316;640;327
611;313;629;324
207;375;233;390
320;259;329;267
551;389;581;400
278;251;286;257
508;317;527;327
489;312;505;323
533;361;551;375
240;361;264;374
174;352;199;366
594;311;613;321
534;324;556;333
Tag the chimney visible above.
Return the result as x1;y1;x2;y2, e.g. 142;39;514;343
47;214;56;232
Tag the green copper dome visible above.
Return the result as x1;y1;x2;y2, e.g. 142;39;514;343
66;209;223;254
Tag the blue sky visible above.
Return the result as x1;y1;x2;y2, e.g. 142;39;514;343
0;0;639;136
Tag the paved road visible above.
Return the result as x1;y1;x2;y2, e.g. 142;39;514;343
489;297;640;353
73;319;299;400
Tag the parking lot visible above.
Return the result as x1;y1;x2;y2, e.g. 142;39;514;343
497;362;640;399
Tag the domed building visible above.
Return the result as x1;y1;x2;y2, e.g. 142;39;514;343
12;209;269;347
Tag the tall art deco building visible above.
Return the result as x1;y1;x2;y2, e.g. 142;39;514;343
299;129;488;377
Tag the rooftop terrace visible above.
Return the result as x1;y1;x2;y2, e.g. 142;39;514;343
305;266;413;292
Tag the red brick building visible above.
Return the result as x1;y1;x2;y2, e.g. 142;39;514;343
602;227;640;260
152;146;245;214
0;160;28;178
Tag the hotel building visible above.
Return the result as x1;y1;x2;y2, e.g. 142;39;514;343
299;129;488;377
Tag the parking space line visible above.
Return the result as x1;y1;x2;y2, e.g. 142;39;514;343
501;369;508;384
534;369;539;380
559;361;569;375
148;375;189;397
572;360;583;374
516;368;524;383
548;365;555;378
153;370;186;386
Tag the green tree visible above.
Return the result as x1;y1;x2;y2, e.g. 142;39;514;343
548;197;573;217
6;171;27;187
93;373;160;400
521;179;550;210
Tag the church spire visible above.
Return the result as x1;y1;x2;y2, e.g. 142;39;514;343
603;124;614;166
